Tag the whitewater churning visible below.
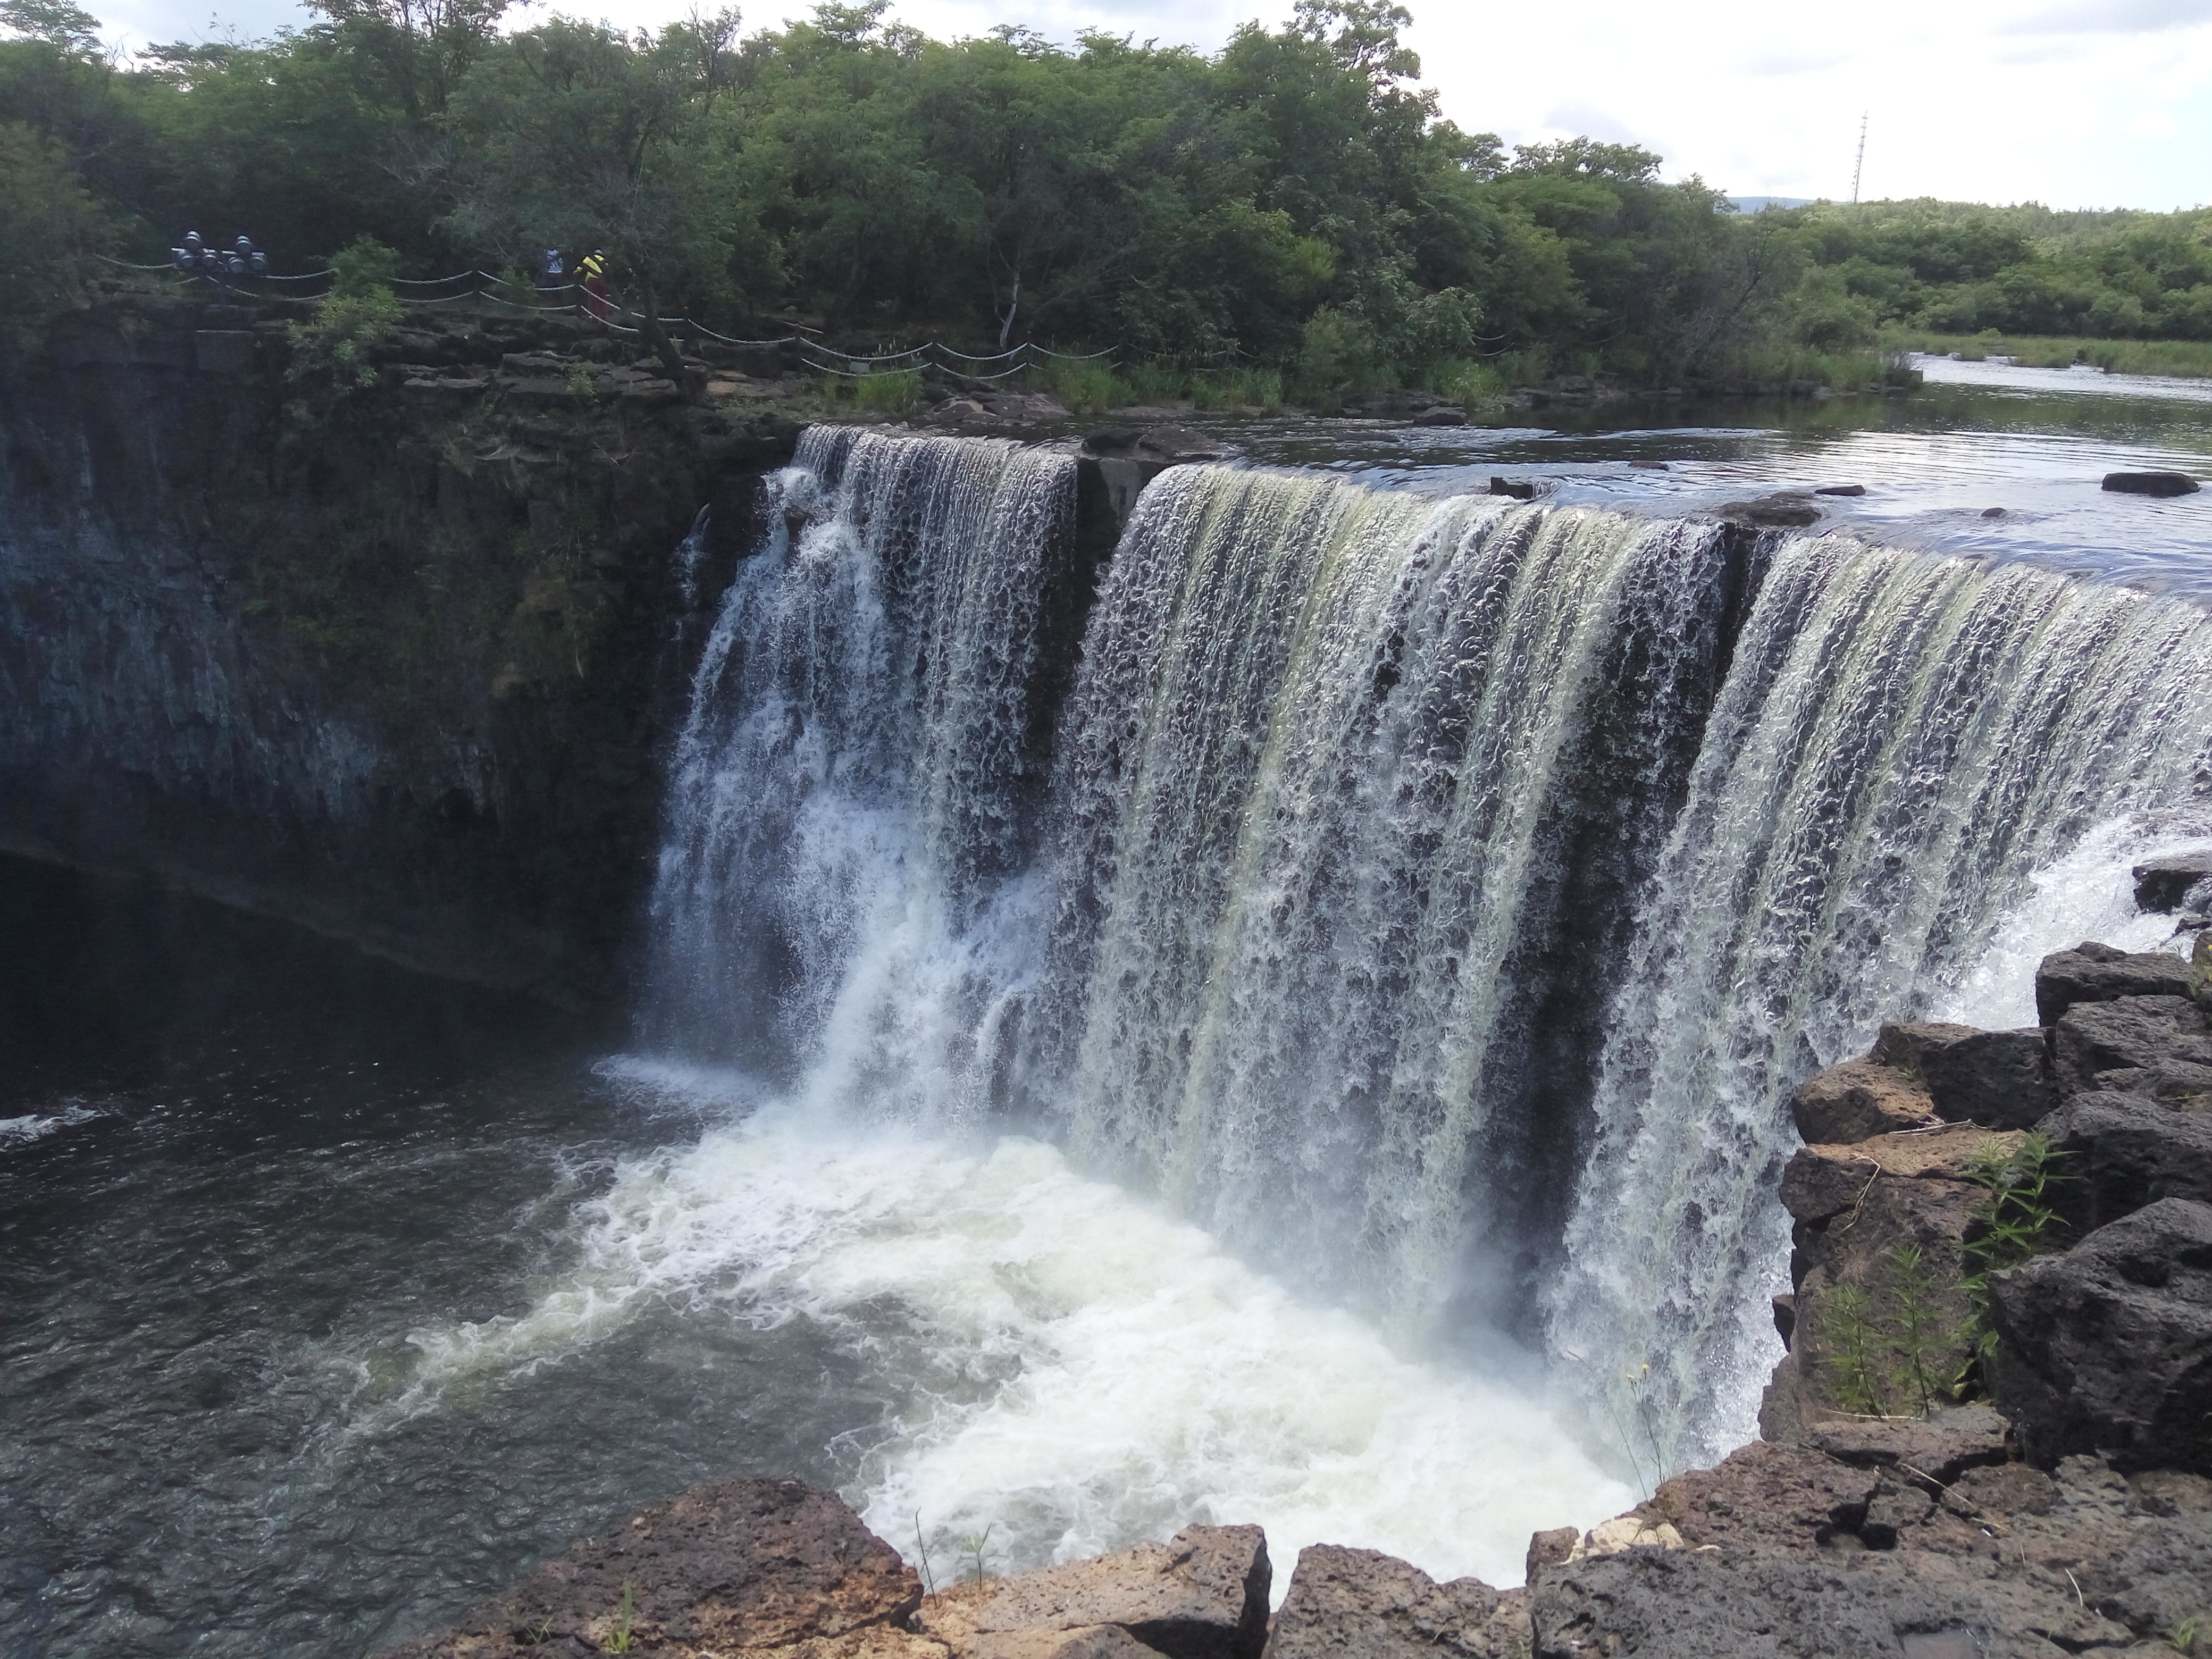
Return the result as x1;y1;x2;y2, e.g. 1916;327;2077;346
647;426;2212;1465
645;427;1082;1102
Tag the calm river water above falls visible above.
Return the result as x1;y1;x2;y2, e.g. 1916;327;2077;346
4;361;2209;1659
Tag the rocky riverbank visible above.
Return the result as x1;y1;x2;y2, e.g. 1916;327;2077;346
380;932;2211;1658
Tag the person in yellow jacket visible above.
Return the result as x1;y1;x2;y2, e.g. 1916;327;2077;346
580;248;610;320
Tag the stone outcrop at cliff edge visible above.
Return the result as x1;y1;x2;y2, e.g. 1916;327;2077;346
1763;941;2212;1474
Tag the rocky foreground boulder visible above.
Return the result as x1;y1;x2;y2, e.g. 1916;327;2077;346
378;1478;925;1657
383;1448;2210;1659
381;1492;1270;1659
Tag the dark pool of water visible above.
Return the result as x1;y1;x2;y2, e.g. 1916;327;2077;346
0;862;878;1659
0;1056;897;1659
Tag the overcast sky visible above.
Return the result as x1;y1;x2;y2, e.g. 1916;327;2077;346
81;0;2212;210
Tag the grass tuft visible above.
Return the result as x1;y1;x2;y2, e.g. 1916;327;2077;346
852;368;923;410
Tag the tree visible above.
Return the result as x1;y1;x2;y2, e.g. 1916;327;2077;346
0;120;111;343
304;0;506;124
443;11;748;381
1;0;101;55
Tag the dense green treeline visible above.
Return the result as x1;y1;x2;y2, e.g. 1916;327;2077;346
0;0;1837;395
17;0;2196;398
1774;199;2212;345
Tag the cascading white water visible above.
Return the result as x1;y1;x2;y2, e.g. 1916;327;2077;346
1544;538;2212;1466
1027;466;1741;1325
635;426;2212;1539
643;426;1073;1114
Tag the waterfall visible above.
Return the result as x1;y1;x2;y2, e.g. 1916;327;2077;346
646;428;2212;1470
1026;466;1748;1327
1545;538;2212;1464
643;426;1076;1111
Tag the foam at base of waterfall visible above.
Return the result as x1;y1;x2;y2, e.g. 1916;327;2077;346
1934;812;2210;1030
0;1100;109;1148
379;1090;1633;1596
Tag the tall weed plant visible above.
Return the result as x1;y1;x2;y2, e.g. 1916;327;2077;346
1955;1132;2072;1393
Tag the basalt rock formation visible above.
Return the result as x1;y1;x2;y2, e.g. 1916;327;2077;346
1765;942;2212;1468
1;295;1188;1010
382;1488;1271;1659
1;293;800;1009
386;1444;2209;1659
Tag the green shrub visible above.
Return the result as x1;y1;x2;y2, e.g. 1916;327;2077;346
1293;306;1387;410
328;236;403;298
1420;356;1509;409
1116;361;1187;405
852;367;921;410
0;120;112;345
1042;362;1126;412
1788;267;1881;350
1190;366;1283;410
288;235;403;390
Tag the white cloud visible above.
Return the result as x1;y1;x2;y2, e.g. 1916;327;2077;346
2001;0;2212;34
1536;103;1649;147
1731;46;1849;76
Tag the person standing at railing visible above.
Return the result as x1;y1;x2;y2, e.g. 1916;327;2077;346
539;247;565;301
580;248;610;320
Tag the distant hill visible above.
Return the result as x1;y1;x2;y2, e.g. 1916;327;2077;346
1729;196;1817;213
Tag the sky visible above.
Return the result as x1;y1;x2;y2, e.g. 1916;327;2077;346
80;0;2212;211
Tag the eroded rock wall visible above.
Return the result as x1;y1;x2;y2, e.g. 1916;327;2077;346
0;296;799;1008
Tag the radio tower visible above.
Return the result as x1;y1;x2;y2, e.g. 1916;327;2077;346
1851;113;1867;204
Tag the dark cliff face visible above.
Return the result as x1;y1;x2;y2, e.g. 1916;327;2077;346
0;296;800;1011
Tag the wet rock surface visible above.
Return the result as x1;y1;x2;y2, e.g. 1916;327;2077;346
1333;389;1468;425
1526;1438;2211;1658
1991;1197;2212;1473
2037;944;2199;1024
2133;852;2212;913
1261;1545;1526;1659
917;1527;1269;1659
2054;996;2212;1101
1790;1057;1939;1142
380;1478;924;1657
1717;491;1822;527
1768;935;2212;1481
1921;1026;2058;1128
2101;470;2201;497
5;295;805;1008
1078;425;1231;526
384;1504;1269;1659
2042;1091;2212;1229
